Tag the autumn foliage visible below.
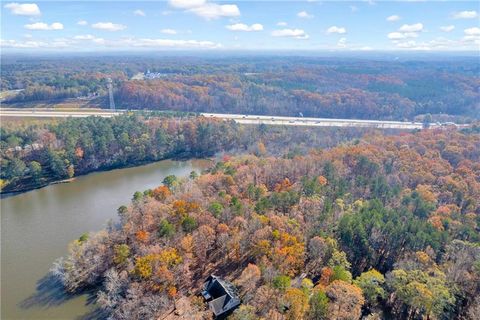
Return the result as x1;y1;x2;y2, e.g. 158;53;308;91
52;128;479;319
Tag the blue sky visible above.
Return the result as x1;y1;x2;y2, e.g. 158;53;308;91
1;1;479;52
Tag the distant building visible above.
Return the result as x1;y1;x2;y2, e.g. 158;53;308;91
144;70;169;79
201;275;241;319
31;143;43;150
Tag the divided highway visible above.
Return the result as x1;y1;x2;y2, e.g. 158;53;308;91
201;113;452;130
0;108;464;130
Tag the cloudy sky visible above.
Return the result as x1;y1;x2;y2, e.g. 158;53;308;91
1;0;479;52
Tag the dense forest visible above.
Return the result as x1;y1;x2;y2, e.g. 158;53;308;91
2;55;479;121
2;54;479;319
0;114;373;193
47;128;480;319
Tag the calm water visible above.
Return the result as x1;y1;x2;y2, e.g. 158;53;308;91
1;159;209;320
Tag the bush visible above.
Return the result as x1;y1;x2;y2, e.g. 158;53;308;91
273;275;291;292
158;219;175;238
331;265;352;283
208;202;224;217
113;244;130;265
309;290;329;320
181;216;197;233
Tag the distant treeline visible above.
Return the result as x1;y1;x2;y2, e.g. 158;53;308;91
2;56;479;120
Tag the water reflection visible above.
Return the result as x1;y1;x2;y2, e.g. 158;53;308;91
20;273;106;320
2;159;209;319
21;274;85;309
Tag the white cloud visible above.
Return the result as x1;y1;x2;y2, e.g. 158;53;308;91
188;3;240;19
24;22;64;30
4;2;40;16
388;34;479;51
1;39;47;48
337;37;347;48
463;27;480;45
387;32;418;40
277;21;287;26
116;38;221;48
403;33;419;38
390;37;473;51
388;32;405;40
77;20;88;26
297;11;313;19
271;28;309;39
50;23;64;30
161;28;177;35
91;22;126;31
73;34;95;40
463;36;480;44
92;38;106;45
386;15;400;22
1;37;75;48
440;25;455;32
462;36;480;43
226;23;263;32
169;0;206;9
73;35;105;44
350;6;358;13
399;23;423;33
387;23;424;42
459;37;479;46
464;27;480;36
326;26;347;34
395;40;428;50
453;11;478;19
359;46;373;51
133;9;146;17
168;0;240;20
71;35;105;45
1;36;221;50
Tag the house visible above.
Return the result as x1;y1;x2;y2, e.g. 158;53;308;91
24;144;32;152
31;143;43;150
201;275;241;319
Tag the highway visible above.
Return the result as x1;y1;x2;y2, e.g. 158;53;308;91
201;113;447;130
0;108;464;130
0;108;123;118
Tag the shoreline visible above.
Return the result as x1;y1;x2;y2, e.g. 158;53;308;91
0;156;213;197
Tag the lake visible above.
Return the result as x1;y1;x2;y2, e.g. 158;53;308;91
1;159;209;319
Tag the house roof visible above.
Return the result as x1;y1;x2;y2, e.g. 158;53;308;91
203;275;241;317
209;295;228;316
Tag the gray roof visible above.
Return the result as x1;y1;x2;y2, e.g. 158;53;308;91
203;275;241;317
209;295;228;315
